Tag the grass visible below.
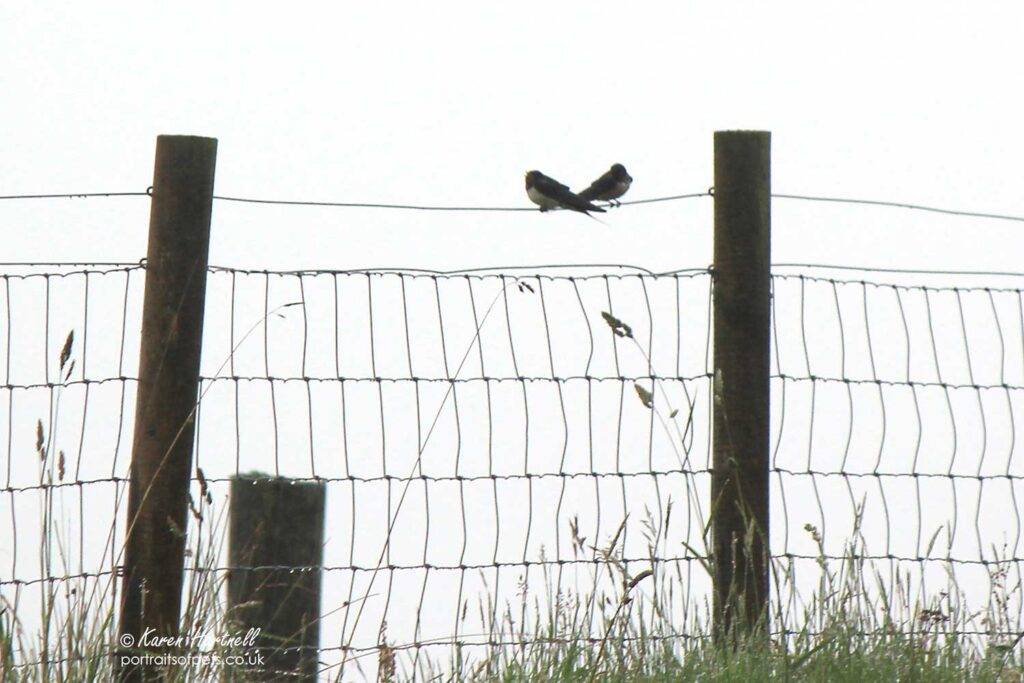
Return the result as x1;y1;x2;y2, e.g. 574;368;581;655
6;532;1023;682
411;506;1024;682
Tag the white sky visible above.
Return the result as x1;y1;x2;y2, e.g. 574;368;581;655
4;3;1024;678
3;2;1023;272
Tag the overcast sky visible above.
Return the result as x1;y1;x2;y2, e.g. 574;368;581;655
3;2;1023;274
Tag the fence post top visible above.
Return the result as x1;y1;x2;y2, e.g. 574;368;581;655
155;134;218;147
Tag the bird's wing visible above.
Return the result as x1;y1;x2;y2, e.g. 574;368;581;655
577;170;615;201
534;173;574;195
554;186;607;213
536;173;606;214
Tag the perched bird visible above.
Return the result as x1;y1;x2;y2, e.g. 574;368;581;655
578;163;632;206
525;170;606;215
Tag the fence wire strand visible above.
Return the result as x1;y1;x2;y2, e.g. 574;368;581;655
4;185;1024;224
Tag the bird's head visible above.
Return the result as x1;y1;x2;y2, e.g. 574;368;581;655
611;163;631;182
525;170;541;188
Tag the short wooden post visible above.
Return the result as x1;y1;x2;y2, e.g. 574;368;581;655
226;474;326;681
711;130;772;639
117;135;217;680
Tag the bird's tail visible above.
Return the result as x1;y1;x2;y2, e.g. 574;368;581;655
562;193;606;214
571;201;606;214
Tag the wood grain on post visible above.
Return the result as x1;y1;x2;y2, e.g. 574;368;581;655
117;135;217;680
226;475;326;681
711;130;771;639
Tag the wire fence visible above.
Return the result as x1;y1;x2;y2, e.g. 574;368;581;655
2;190;1024;678
2;258;1024;676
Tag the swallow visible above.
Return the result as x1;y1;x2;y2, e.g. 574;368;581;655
578;163;632;207
525;170;606;215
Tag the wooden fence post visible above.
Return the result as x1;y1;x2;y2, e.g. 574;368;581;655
226;474;326;681
711;130;772;639
117;135;217;680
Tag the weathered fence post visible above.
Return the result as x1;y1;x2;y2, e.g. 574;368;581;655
226;474;326;681
711;130;771;639
117;135;217;680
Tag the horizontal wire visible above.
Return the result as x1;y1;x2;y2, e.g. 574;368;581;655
774;271;1024;293
3;186;1023;225
3;261;1015;289
207;263;685;278
0;264;142;280
9;464;1024;496
5;550;1017;588
2;557;700;587
185;552;1024;572
0;188;705;211
773;192;1024;223
0;191;149;201
1;469;710;494
2;372;1019;392
1;372;1020;392
211;190;710;212
0;261;141;268
191;555;705;574
775;263;1024;279
772;374;1024;391
2;262;1020;287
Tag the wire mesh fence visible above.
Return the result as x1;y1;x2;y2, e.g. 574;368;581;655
2;259;1024;677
